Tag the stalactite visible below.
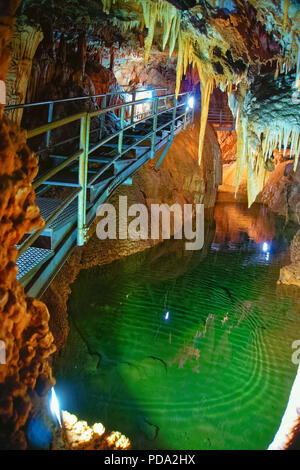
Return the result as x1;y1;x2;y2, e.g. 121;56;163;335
235;118;247;196
283;0;290;35
102;0;116;15
140;0;181;63
235;121;300;207
142;1;158;63
161;2;177;51
196;68;214;165
175;31;184;98
100;0;299;207
234;102;300;206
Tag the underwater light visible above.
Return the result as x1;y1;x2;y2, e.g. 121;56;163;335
164;311;170;321
187;96;194;109
50;387;62;427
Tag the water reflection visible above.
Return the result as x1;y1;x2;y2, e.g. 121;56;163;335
214;202;276;246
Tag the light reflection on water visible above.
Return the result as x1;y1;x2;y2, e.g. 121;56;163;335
54;202;300;450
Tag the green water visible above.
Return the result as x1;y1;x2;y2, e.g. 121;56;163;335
55;202;300;450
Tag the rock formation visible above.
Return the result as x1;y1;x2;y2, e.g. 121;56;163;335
0;1;55;449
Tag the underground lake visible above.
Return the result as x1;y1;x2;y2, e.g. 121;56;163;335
53;201;300;450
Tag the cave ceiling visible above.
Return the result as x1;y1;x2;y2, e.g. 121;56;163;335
17;0;300;205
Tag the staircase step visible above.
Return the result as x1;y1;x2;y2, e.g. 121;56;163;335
16;246;54;283
36;197;77;231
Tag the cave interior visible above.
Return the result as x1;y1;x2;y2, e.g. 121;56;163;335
0;0;300;451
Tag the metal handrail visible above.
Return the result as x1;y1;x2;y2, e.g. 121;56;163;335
33;149;84;189
86;97;189;191
5;87;168;152
27;112;86;139
4;88;168;111
17;90;193;261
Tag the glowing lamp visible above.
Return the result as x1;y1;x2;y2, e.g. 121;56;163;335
187;96;194;109
137;89;152;100
164;312;170;320
50;387;62;427
262;242;269;253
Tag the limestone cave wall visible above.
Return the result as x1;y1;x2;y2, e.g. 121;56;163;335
0;1;55;450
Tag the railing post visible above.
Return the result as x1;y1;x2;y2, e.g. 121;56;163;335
118;106;125;155
77;113;90;246
154;94;177;171
99;95;107;141
46;102;54;148
131;91;136;126
172;95;177;135
150;97;159;159
184;96;188;130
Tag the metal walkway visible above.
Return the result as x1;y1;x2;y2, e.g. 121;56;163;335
5;88;196;297
207;107;236;131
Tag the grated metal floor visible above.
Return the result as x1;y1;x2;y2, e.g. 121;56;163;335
36;197;78;231
16;246;53;281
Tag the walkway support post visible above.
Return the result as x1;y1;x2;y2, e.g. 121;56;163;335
77;113;90;246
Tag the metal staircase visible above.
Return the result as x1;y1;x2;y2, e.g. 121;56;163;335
5;89;194;298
